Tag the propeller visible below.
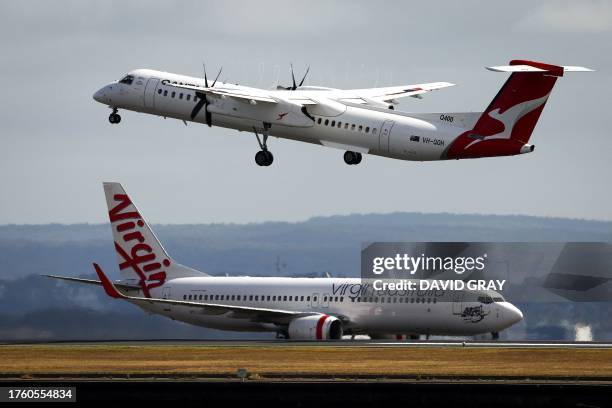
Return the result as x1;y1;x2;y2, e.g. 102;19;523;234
278;63;309;90
191;63;222;127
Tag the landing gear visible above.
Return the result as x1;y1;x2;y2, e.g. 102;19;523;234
255;150;274;166
253;124;273;166
343;151;362;165
108;108;121;124
491;331;500;340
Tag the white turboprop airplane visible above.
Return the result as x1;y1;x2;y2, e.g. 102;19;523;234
46;183;523;340
93;59;591;166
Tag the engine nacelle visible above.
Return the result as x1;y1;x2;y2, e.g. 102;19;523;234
288;315;343;340
519;144;535;154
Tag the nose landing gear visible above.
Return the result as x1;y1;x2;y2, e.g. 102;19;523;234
253;124;273;166
108;108;121;124
343;151;362;165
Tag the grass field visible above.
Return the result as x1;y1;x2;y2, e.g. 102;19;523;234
1;345;612;378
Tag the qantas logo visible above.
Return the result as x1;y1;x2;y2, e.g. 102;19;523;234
109;194;168;297
464;93;550;149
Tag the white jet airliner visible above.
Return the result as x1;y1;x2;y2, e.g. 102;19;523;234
46;183;523;340
93;59;591;166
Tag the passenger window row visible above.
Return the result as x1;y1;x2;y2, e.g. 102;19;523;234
315;117;376;135
353;297;438;304
183;294;315;302
157;88;197;102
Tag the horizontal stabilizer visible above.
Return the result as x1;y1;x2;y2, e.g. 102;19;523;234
487;60;594;75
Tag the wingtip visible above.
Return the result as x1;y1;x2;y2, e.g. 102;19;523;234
93;263;123;299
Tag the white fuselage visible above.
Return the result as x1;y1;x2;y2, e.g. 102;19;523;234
139;276;522;337
93;69;464;162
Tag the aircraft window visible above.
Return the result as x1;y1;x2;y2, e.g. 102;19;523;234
187;94;191;101
351;124;355;130
272;295;277;301
237;295;241;301
255;295;258;301
157;89;162;94
331;121;336;127
267;295;271;301
220;295;224;300
323;296;328;302
399;298;403;303
313;296;317;302
372;128;377;135
194;95;198;102
283;296;287;301
344;123;349;129
179;93;183;99
410;298;415;303
214;295;218;300
374;297;379;303
324;119;329;126
340;297;344;302
119;75;134;85
427;298;431;303
300;296;304;301
365;126;370;133
393;297;397;303
317;118;322;124
478;296;493;304
358;125;363;132
183;295;187;300
249;295;253;301
289;296;293;301
337;122;342;128
171;91;176;98
199;294;203;300
164;90;168;96
231;295;235;300
204;295;208;300
433;298;437;304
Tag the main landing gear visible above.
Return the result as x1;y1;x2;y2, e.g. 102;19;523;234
253;124;274;167
343;151;362;165
108;108;121;124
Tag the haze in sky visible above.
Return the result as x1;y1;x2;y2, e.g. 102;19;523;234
0;0;610;224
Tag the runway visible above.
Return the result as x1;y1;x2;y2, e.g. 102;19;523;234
4;339;612;349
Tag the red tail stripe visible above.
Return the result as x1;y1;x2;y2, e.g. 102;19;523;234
510;60;564;77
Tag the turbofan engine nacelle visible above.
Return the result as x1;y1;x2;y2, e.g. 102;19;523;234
519;144;535;154
288;315;343;340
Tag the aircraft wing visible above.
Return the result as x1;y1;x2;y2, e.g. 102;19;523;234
337;82;455;104
93;264;317;325
166;83;277;104
45;274;141;292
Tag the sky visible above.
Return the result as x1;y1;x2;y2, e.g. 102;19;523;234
0;0;611;224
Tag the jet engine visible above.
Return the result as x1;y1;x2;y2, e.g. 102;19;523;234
287;315;343;340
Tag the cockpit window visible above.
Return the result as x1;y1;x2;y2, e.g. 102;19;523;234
478;295;493;304
119;75;134;85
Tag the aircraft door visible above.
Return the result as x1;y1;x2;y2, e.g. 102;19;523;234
452;291;464;315
322;293;330;308
311;293;320;308
144;78;160;109
379;120;395;152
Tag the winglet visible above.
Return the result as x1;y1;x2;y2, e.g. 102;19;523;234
93;263;125;299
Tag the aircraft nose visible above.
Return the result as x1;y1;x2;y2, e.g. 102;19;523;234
504;302;524;325
93;86;108;103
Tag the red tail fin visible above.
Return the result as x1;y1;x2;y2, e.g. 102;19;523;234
446;60;571;159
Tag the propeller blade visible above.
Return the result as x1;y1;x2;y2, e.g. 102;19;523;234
290;63;297;90
204;94;212;127
212;66;223;87
203;63;209;88
298;66;310;87
190;91;207;120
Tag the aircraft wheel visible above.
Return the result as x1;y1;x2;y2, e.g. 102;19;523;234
343;151;361;165
255;150;273;166
109;113;121;124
